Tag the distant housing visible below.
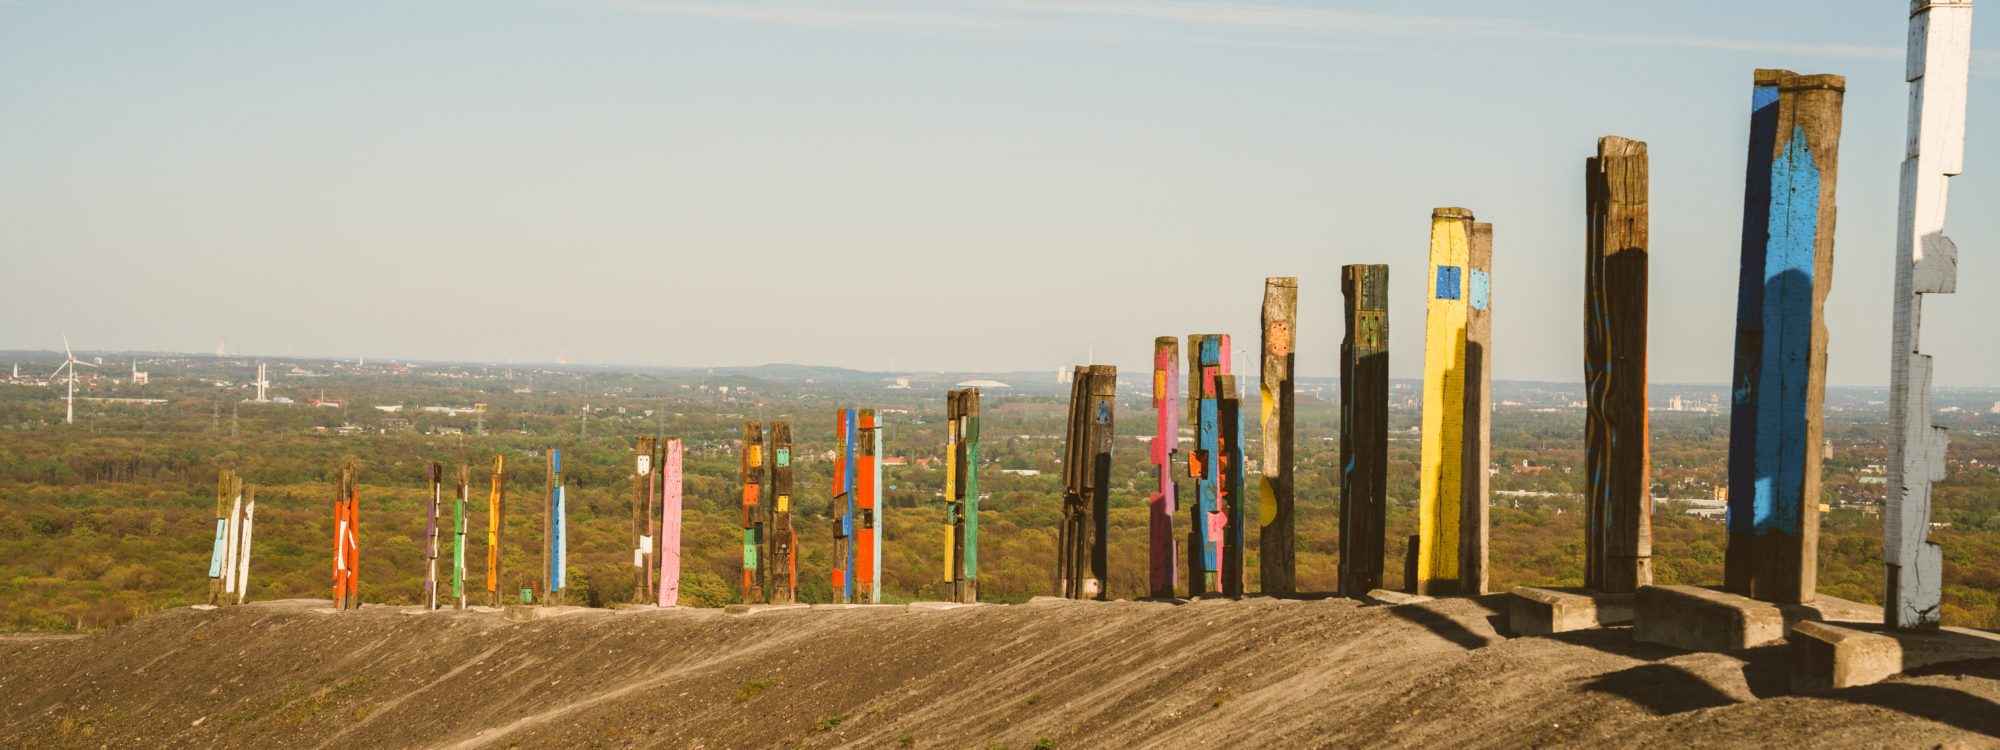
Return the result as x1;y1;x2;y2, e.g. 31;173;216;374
955;379;1011;389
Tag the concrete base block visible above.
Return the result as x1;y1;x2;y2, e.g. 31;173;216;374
503;604;592;622
1791;620;2000;692
722;603;811;615
1365;589;1434;606
1634;585;1786;651
810;603;902;610
1509;587;1633;635
908;601;984;611
190;604;219;611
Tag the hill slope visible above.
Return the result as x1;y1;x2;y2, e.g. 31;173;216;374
3;596;1997;748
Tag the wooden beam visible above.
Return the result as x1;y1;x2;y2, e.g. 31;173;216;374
741;421;765;603
856;412;876;602
1461;222;1493;596
1585;135;1653;595
488;454;504;608
946;389;981;603
1260;277;1298;595
1725;69;1845;604
1339;264;1389;597
1218;374;1246;598
1888;0;1971;631
659;439;684;606
1185;334;1231;596
768;423;796;605
1058;365;1116;599
1149;337;1181;599
425;461;441;611
634;436;656;604
1417;207;1474;595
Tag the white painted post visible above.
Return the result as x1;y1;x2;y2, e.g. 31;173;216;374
236;488;255;605
221;487;243;597
1888;0;1973;631
872;424;884;604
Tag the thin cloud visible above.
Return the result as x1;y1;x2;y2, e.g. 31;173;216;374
566;0;1994;72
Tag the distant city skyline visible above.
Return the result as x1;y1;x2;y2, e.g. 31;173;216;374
2;1;1995;387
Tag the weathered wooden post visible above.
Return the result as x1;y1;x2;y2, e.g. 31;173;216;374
1461;222;1493;595
870;415;885;603
1888;0;1972;631
235;485;255;605
425;461;442;611
1585;135;1653;595
768;423;797;604
633;436;656;603
856;411;880;603
658;438;684;606
1339;264;1389;597
1185;334;1231;596
453;467;467;609
208;469;236;606
1148;337;1181;599
1260;277;1298;595
333;459;360;610
547;449;567;605
487;454;504;608
1416;207;1475;595
740;421;766;603
944;389;981;603
1059;365;1116;599
1217;374;1247;598
833;409;855;602
1724;70;1845;604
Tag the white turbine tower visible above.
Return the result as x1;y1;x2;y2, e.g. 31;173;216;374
51;336;96;425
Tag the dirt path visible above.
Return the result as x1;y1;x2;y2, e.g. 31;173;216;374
1;596;1995;748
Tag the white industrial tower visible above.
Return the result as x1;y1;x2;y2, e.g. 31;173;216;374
254;363;269;402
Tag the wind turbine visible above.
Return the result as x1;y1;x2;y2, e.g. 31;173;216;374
51;336;96;424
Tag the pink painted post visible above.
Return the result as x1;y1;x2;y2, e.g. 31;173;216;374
657;438;684;606
1148;337;1180;599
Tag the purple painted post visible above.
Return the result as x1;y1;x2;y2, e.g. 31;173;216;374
658;439;684;606
1149;337;1180;599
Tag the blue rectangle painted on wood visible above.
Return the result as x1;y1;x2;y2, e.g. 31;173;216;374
1750;126;1820;537
1727;81;1783;539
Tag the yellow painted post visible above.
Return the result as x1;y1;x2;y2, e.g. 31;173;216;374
1417;207;1474;595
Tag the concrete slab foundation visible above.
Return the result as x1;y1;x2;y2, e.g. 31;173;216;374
909;601;985;611
722;603;811;615
1365;589;1434;606
1635;586;1882;652
1508;587;1632;635
1791;620;2000;692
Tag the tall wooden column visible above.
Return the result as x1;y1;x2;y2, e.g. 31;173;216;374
658;439;684;607
768;423;796;604
740;421;766;603
1217;374;1247;598
208;469;235;606
1585;135;1653;595
334;460;360;610
833;409;854;602
1725;70;1845;605
855;412;878;602
945;389;981;603
453;467;467;609
1460;222;1493;595
1185;334;1231;596
487;455;504;608
1416;207;1474;595
1059;365;1116;599
1339;265;1389;597
1148;337;1181;599
425;461;441;610
633;436;657;603
1260;277;1298;594
1889;0;1971;631
548;449;566;605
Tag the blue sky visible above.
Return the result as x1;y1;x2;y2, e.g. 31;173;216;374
1;1;1993;386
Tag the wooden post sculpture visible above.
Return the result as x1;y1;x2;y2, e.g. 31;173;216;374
333;460;360;610
1416;207;1476;595
487;455;504;608
1460;221;1494;595
633;436;657;604
1260;277;1298;595
856;411;880;603
1217;374;1247;597
1725;70;1845;604
425;461;442;610
453;467;468;610
1059;365;1116;599
871;414;885;603
832;409;855;602
1148;337;1181;599
1585;136;1654;594
1888;0;1971;631
658;438;684;607
740;421;766;603
207;469;238;606
1339;265;1390;597
1185;334;1231;597
235;486;255;605
547;449;567;605
768;423;797;604
944;389;981;603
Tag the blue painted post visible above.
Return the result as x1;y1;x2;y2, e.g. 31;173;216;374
1184;334;1230;596
1724;69;1845;604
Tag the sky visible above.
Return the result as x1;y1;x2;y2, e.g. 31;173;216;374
1;1;1995;387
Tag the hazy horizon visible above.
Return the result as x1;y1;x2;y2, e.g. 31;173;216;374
4;1;1996;387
